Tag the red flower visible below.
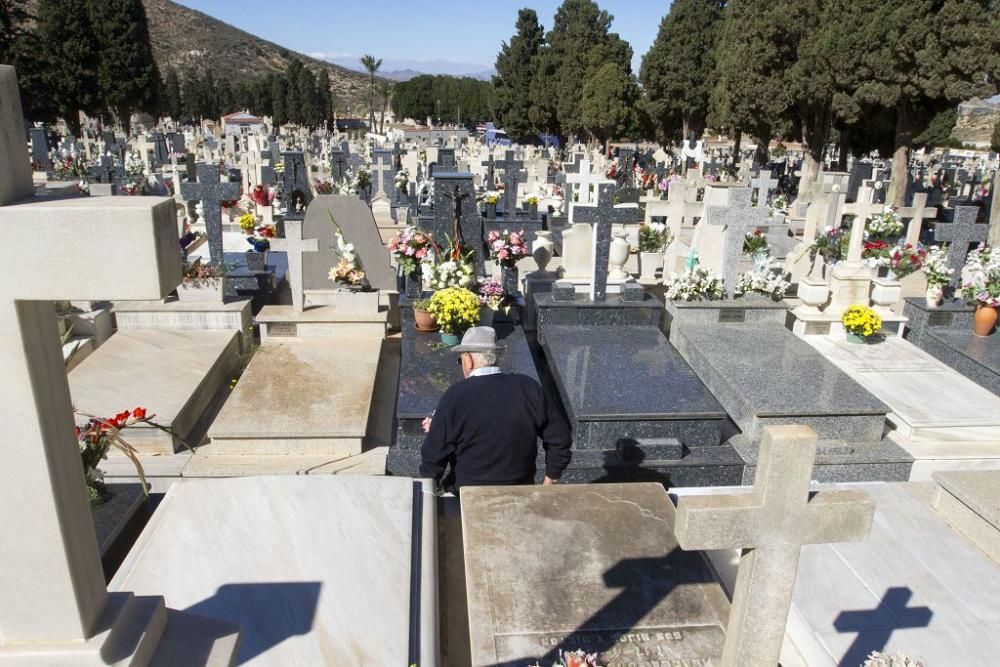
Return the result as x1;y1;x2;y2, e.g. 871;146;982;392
133;407;147;420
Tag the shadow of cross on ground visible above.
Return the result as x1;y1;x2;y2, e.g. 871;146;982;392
833;586;932;667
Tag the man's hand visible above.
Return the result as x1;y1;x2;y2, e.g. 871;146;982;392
543;476;558;486
421;417;433;433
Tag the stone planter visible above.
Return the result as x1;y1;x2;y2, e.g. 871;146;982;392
176;278;224;302
527;203;538;217
245;250;268;272
639;251;663;281
871;278;902;317
796;278;830;315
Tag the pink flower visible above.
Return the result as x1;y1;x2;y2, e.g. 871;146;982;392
509;232;523;245
498;249;509;260
416;248;426;259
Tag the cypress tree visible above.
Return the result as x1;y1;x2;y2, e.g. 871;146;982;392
316;69;332;124
89;0;160;130
494;9;545;142
34;0;101;134
640;0;724;146
163;67;183;120
579;61;637;148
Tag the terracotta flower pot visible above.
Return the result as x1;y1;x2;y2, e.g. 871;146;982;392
413;308;438;332
974;304;998;337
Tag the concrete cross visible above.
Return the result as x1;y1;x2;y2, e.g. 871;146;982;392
898;192;938;247
573;182;640;301
803;182;847;245
833;587;932;667
480;148;497;188
329;147;348;181
270;219;319;313
499;149;526;214
702;187;769;298
371;150;394;201
842;184;886;265
0;65;240;662
935;205;989;287
674;426;876;667
750;169;779;204
179;162;240;265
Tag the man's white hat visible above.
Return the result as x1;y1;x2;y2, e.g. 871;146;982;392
452;326;499;353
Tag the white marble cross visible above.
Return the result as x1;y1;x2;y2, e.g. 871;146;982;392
271;219;319;313
898;192;938;247
842;183;886;265
674;426;876;667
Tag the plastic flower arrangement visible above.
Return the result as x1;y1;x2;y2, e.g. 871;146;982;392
525;195;539;207
428;259;475;290
483;191;501;206
488;229;530;268
810;226;847;263
327;213;366;286
76;407;151;505
354;169;372;191
388;227;433;274
862;240;893;268
427;287;481;335
249;185;275;207
639;222;671;253
477;278;507;311
314;179;334;195
922;245;955;287
605;162;619;180
960;243;1000;307
239;213;258;234
663;268;725;301
743;229;769;255
865;206;903;241
888;243;927;279
842;305;883;339
529;649;603;667
124;151;146;178
394;169;409;192
247;225;275;253
771;194;788;211
736;271;791;300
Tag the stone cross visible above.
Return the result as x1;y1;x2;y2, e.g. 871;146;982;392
898;192;938;247
371;150;394;201
0;65;241;662
270;220;319;313
750;169;779;204
674;425;876;667
842;185;885;265
480;149;497;188
282;151;312;216
330;147;348;181
440;183;486;276
935;205;989;287
702;187;769;298
573;182;641;301
179;163;240;265
499;150;526;214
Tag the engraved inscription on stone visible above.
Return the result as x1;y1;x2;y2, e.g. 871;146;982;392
804;322;830;336
928;312;954;327
494;627;719;667
718;309;746;323
267;323;298;337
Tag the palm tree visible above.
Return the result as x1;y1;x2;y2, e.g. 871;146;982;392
359;54;381;132
377;82;393;135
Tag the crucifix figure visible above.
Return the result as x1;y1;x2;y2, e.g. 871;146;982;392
440;182;485;275
674;425;876;667
480;150;497;188
179;162;240;265
935;205;988;287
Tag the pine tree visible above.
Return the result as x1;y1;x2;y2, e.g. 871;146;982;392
199;70;218;120
545;0;632;141
494;9;545;142
271;74;288;126
579;61;637;148
0;0;30;63
89;0;159;130
163;67;183;120
34;0;101;134
640;0;724;147
180;71;201;119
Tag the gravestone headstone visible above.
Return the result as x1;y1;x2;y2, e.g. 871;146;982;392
698;187;769;298
179;163;240;265
431;173;484;274
282;151;312;217
935;205;989;287
301;196;396;293
499;149;525;214
270;219;318;313
29;127;51;171
573;182;641;301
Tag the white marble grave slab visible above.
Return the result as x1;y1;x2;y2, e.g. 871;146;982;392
111;476;438;665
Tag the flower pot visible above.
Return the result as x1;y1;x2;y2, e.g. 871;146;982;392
974;304;998;337
501;266;519;296
532;231;555;273
413;308;439;332
925;285;944;308
846;333;868;345
439;332;461;346
640;251;663;281
480;306;494;327
245;251;268;272
176;279;224;302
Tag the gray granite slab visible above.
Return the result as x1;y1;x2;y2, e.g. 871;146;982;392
923;328;1000;396
461;484;728;666
670;324;889;443
534;293;663;337
664;298;790;331
902;297;976;348
729;435;913;484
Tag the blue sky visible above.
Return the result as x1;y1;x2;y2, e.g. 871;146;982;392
174;0;670;76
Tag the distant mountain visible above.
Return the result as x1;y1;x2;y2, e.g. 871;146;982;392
139;0;379;102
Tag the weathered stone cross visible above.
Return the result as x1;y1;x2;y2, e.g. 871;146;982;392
179;162;240;265
702;187;769;298
573;182;640;301
750;169;779;204
498;149;525;214
935;205;988;287
270;220;319;313
675;425;875;667
480;149;497;187
898;192;938;247
371;150;394;201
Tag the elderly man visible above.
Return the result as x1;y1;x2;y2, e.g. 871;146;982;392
420;326;572;491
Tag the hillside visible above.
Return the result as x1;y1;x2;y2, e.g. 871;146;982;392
141;0;376;104
952;98;1000;148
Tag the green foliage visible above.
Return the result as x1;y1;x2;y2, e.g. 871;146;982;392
391;75;494;125
34;0;102;134
360;54;382;130
163;67;183;120
914;107;959;149
0;0;30;64
579;61;637;144
640;0;724;145
494;9;545;142
89;0;160;129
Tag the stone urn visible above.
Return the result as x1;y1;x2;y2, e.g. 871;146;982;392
871;277;902;317
639;251;663;281
532;231;555;273
608;232;631;281
796;278;830;314
974;304;998;337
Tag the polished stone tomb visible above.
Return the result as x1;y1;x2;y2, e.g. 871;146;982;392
462;484;729;666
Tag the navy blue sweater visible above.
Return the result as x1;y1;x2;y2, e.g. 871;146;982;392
419;372;572;489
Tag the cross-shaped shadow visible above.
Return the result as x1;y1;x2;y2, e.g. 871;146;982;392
833;587;932;667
